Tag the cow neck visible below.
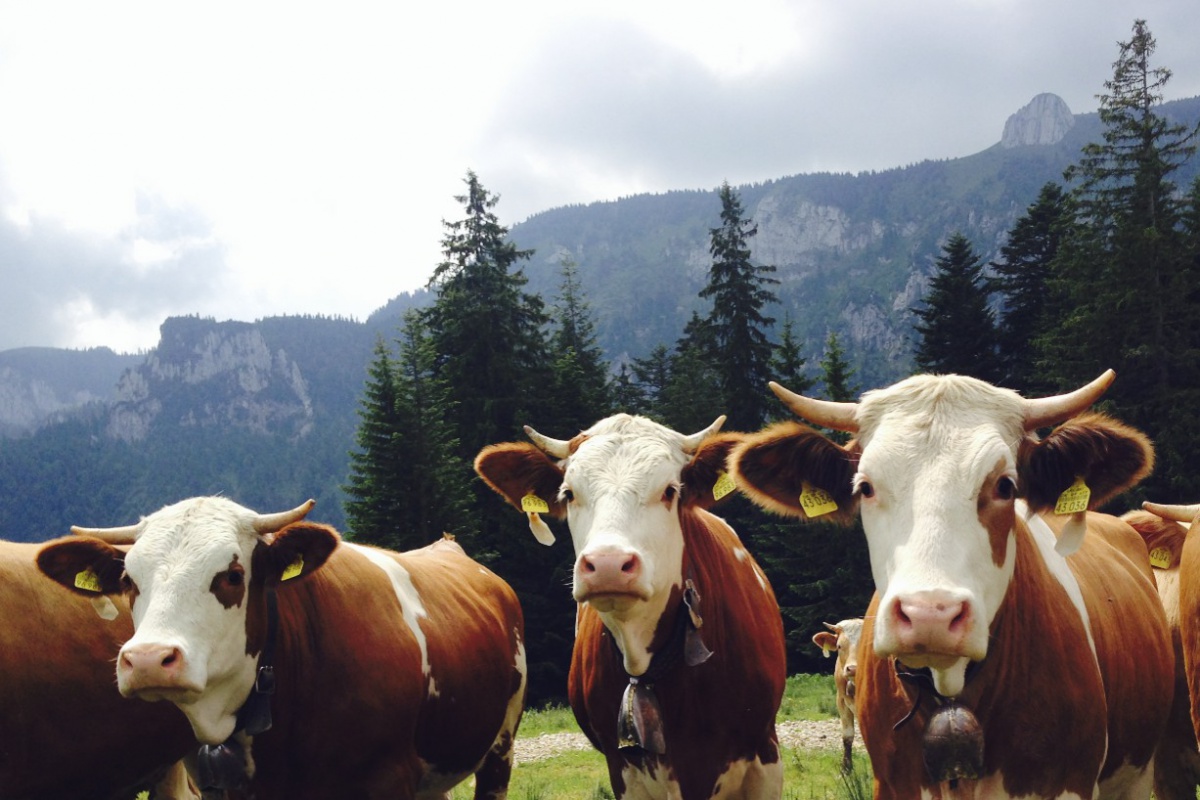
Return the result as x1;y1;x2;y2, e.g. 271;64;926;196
614;570;712;754
194;584;281;792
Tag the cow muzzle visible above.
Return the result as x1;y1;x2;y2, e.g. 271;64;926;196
878;589;979;661
118;642;204;701
574;548;647;608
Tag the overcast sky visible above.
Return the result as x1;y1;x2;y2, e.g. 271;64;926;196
2;1;1199;354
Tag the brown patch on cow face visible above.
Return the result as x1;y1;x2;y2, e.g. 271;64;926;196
977;460;1016;568
209;556;247;609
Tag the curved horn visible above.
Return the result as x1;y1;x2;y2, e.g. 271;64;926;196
252;499;316;534
524;425;572;459
1022;370;1115;430
70;524;141;544
681;415;726;453
1142;501;1200;524
769;381;859;433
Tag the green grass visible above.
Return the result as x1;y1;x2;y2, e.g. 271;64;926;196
447;673;873;799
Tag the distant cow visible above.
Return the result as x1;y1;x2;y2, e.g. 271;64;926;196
812;618;863;773
1125;503;1200;800
730;370;1173;799
475;413;787;799
0;539;199;799
36;496;526;800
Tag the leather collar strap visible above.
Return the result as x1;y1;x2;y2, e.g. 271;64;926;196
616;577;712;753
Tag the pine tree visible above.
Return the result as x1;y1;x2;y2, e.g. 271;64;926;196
631;344;674;415
770;315;813;390
343;337;406;544
547;256;612;433
423;170;552;462
610;362;647;415
699;182;780;431
818;331;859;445
913;233;1001;382
422;171;574;707
391;310;473;546
660;312;723;431
990;182;1072;393
1045;20;1200;499
819;331;858;403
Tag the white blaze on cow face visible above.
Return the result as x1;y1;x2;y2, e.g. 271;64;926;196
853;376;1025;697
115;497;269;745
559;415;694;676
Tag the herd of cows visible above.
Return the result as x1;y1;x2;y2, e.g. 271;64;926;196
6;368;1200;799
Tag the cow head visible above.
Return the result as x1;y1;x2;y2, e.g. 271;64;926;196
732;371;1153;697
813;618;864;700
36;496;336;745
475;413;738;675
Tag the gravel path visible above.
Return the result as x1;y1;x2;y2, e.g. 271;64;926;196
513;719;864;764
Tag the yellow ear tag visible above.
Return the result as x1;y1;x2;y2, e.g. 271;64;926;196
521;493;550;513
799;483;838;518
712;471;736;501
1054;477;1091;515
281;555;304;582
74;567;103;593
1149;547;1173;569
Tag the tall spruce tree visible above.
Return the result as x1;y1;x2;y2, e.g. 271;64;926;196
990;183;1072;393
423;170;552;462
390;310;473;545
660;312;723;432
547;256;612;433
820;331;858;403
699;182;780;431
1045;19;1200;498
343;336;406;544
913;233;1001;383
423;171;573;705
767;315;814;421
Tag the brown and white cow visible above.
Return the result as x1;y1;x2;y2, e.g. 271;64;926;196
35;496;527;800
730;371;1173;799
475;413;787;800
1124;503;1200;800
812;617;864;773
0;539;199;800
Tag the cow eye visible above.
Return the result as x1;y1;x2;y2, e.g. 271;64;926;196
662;485;678;504
562;488;575;503
120;571;137;594
995;476;1017;501
858;481;875;499
225;569;244;587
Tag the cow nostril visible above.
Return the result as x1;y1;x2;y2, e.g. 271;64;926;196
621;556;637;573
161;650;178;668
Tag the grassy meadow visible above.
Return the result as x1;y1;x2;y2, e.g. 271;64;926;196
451;674;874;799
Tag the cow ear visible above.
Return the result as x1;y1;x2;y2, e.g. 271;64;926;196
812;630;838;655
36;537;126;596
474;442;567;519
682;432;743;510
1019;412;1155;514
262;522;339;586
728;421;860;525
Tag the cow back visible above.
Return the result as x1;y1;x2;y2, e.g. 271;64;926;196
241;538;525;798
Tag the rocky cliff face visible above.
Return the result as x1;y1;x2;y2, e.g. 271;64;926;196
1001;93;1075;148
0;347;139;437
106;318;315;443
